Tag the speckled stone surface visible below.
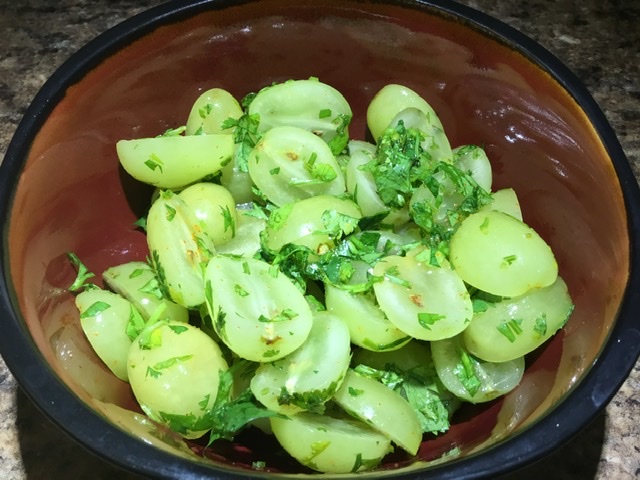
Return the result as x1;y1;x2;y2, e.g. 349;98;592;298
0;1;638;479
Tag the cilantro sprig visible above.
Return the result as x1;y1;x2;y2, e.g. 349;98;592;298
222;113;262;173
353;362;458;434
362;121;428;209
362;120;491;247
67;252;98;292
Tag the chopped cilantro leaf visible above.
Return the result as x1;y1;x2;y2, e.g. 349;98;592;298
288;152;338;186
214;308;227;340
327;114;351;155
129;268;145;279
351;453;382;473
241;261;251;275
257;308;298;323
277;381;339;413
234;284;249;297
80;300;111;318
266;203;293;233
220;205;236;236
497;318;524;342
417;312;445;330
133;216;147;231
383;265;411;288
319;210;360;238
144;153;164;173
126;304;146;341
198;103;214;119
198;394;211;411
454;349;481;397
502;254;517;267
304;441;331;464
146;354;193;378
138;277;164;300
66;252;97;292
136;320;166;350
534;314;548;336
472;298;492;314
348;387;364;397
158;125;186;137
164;204;176;221
168;325;188;335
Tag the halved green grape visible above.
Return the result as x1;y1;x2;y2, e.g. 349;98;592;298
452;145;492;193
76;288;135;381
127;321;228;438
389;107;453;165
248;78;353;155
372;254;473;341
185;87;243;135
178;183;237;246
449;210;558;297
409;183;450;232
251;311;351;415
204;255;313;362
463;276;574;362
431;334;525;403
103;261;188;324
345;141;389;218
270;412;392;473
220;147;255;204
45;304;131;403
146;190;216;308
480;188;522;220
333;369;422;455
262;195;361;254
366;84;445;143
325;285;410;352
351;341;462;434
248;126;346;206
216;209;266;257
116;134;234;189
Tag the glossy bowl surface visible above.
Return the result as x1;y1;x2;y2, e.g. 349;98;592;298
1;0;639;478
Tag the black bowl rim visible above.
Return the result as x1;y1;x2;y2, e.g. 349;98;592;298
1;0;640;479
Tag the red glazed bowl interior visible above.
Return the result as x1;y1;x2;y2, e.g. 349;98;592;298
1;0;638;478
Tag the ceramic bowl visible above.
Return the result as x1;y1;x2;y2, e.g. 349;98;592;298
1;0;639;478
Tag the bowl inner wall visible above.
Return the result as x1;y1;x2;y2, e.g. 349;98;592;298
7;0;629;473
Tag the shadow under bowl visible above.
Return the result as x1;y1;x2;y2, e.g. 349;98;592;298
1;0;640;478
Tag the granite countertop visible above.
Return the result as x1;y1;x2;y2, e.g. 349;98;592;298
0;1;638;479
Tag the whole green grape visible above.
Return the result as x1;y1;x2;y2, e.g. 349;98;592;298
203;255;313;362
127;321;229;439
449;210;558;297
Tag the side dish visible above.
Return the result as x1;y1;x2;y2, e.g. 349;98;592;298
69;78;573;473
